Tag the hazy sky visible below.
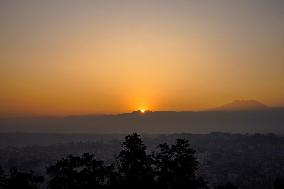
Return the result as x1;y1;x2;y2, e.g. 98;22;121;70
0;0;284;117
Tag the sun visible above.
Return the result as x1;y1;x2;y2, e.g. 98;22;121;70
140;109;145;113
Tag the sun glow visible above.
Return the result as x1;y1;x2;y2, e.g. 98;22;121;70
140;109;145;113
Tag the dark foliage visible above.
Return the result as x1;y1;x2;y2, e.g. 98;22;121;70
47;153;112;189
46;133;207;189
274;178;284;189
0;168;43;189
114;133;155;188
153;139;208;188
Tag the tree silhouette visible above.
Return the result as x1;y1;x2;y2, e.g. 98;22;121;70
45;133;209;188
47;153;111;189
115;133;155;188
153;139;208;189
0;168;44;189
274;178;284;189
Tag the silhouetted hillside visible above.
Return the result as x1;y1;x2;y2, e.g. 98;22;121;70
0;109;284;134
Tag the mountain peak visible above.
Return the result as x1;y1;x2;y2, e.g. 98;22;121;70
214;100;269;111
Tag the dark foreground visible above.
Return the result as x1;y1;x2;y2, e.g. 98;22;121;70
0;133;283;189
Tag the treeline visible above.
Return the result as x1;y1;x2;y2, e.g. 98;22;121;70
0;133;283;189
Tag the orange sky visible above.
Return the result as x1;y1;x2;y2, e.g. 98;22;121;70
0;0;284;117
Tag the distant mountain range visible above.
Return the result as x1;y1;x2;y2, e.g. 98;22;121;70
0;100;283;134
213;100;269;111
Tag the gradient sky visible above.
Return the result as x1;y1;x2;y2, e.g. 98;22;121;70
0;0;284;117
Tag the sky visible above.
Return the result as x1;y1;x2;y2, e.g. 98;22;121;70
0;0;284;117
